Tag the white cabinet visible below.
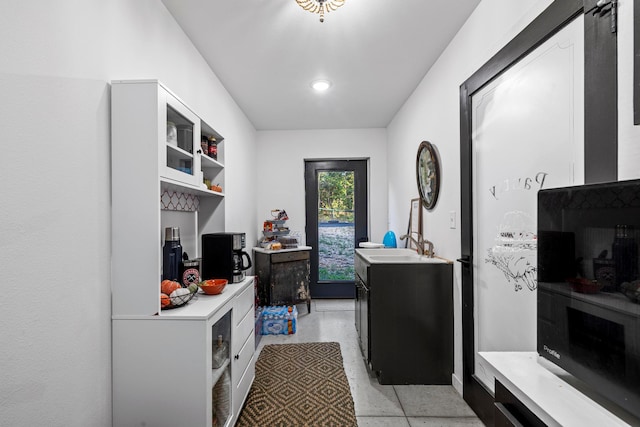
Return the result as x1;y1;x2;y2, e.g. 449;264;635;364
162;90;225;194
111;80;255;426
231;280;257;418
111;79;226;317
162;89;201;187
112;278;256;427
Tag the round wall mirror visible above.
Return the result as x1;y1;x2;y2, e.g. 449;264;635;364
416;141;440;210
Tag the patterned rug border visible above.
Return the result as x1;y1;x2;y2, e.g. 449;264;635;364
237;342;357;427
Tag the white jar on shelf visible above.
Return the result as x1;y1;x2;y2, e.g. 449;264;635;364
167;121;177;146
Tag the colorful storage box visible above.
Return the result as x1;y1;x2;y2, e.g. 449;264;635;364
260;305;298;335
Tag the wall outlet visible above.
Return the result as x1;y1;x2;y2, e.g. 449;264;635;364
449;211;456;229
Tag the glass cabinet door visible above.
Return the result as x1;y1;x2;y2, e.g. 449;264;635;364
161;90;201;186
211;310;231;426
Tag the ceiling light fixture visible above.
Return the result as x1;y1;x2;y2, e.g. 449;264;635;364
311;80;332;92
296;0;346;23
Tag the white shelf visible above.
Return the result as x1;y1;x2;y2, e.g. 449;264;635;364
161;177;225;198
212;359;230;386
167;143;194;159
479;352;637;427
201;153;224;169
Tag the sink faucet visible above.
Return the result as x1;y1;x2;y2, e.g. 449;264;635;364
423;239;434;258
400;232;422;253
399;231;435;257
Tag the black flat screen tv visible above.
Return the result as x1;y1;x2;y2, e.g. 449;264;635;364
537;179;640;420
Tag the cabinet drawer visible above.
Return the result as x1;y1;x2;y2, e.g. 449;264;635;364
494;380;546;427
234;346;255;415
236;354;255;398
234;330;255;384
234;282;254;326
271;251;310;263
234;308;255;356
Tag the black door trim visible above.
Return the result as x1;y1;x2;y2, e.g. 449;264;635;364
304;159;368;299
635;0;640;125
459;0;617;424
584;0;618;183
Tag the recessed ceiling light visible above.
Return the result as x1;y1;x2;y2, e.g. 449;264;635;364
311;80;331;92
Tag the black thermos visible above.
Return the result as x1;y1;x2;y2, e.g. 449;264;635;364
163;227;182;282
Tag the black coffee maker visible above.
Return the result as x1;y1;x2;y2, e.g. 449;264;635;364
202;232;252;283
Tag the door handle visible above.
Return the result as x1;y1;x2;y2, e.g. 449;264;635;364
456;256;471;266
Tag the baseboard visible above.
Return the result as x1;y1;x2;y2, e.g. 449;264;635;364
452;373;463;395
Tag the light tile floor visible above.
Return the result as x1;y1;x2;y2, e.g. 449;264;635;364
257;299;486;427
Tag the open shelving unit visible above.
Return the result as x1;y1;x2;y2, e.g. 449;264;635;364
110;80;255;426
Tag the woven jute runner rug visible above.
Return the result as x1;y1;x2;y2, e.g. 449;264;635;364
236;342;357;427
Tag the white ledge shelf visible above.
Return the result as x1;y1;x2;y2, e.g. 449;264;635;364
479;351;637;427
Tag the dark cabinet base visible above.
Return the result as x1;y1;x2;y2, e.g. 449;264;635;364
254;249;311;313
356;255;454;385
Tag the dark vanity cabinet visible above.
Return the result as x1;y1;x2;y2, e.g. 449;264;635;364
355;250;453;385
254;247;311;313
355;272;369;362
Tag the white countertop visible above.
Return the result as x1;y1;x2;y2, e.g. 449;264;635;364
479;351;636;427
355;247;450;264
253;245;312;254
112;276;254;321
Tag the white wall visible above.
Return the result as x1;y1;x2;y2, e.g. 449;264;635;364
2;1;636;424
388;0;640;394
386;0;555;392
618;0;640;180
255;129;388;247
0;1;256;426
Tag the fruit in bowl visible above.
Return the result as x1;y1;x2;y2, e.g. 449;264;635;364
159;282;195;310
199;279;228;295
161;279;181;295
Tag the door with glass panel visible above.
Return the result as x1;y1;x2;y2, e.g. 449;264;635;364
469;16;585;393
458;1;618;419
305;159;368;298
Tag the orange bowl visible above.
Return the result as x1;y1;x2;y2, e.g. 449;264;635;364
567;277;603;294
200;279;228;295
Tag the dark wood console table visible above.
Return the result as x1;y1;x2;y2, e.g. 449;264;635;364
253;246;311;313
